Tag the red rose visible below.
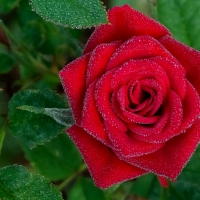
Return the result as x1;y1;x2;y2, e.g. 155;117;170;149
59;5;200;189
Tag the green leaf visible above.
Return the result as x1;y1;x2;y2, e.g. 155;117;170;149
0;0;21;13
8;89;68;148
30;0;108;28
21;21;46;48
130;174;156;198
68;177;107;200
157;0;200;50
168;145;200;200
169;181;200;200
18;105;73;126
22;133;82;181
147;0;158;20
0;52;15;74
105;183;121;194
0;132;22;167
0;165;63;200
108;0;151;16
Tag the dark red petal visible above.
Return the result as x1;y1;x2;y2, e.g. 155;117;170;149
139;79;164;116
86;41;121;87
160;35;200;94
84;5;170;54
59;54;90;124
150;57;186;100
67;125;147;189
175;81;200;133
104;121;164;158
134;90;183;143
81;81;112;147
95;70;127;132
117;85;159;124
106;36;174;71
128;106;169;137
132;87;155;115
121;119;200;180
111;59;170;95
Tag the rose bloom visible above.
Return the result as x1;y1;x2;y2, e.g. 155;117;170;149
60;5;200;189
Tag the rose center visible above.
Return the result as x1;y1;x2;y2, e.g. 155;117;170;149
129;81;150;108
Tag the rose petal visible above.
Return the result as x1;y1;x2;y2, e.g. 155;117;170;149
139;79;164;116
81;81;112;147
128;105;169;137
117;85;159;124
95;70;127;132
175;81;200;133
59;54;90;124
160;35;200;94
111;59;169;96
104;121;164;158
120;119;200;180
84;5;170;54
67;125;147;189
150;57;186;100
134;90;183;143
86;41;121;87
106;36;175;71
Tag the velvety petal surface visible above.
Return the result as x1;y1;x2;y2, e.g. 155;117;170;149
160;35;200;94
59;54;90;124
120;119;200;180
86;41;121;87
111;59;170;93
81;81;112;147
84;5;170;54
150;57;186;100
104;121;164;158
134;90;183;143
95;70;128;132
67;125;147;189
106;36;175;71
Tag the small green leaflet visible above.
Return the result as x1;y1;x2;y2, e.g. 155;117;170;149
157;0;200;50
8;89;70;148
30;0;109;28
0;165;63;200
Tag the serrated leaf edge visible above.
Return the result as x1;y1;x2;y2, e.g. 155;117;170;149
0;165;64;200
29;0;109;29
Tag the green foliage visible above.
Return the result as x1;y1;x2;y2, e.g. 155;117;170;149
0;0;21;13
0;52;15;74
167;146;200;200
30;0;108;28
0;165;63;200
157;0;200;50
0;88;9;115
68;177;107;200
130;174;155;198
8;89;67;148
22;133;82;181
21;21;46;49
109;0;152;16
